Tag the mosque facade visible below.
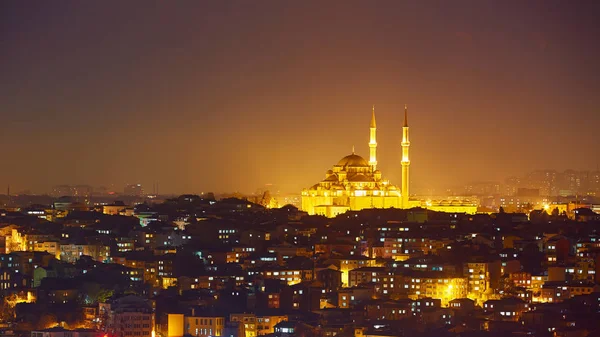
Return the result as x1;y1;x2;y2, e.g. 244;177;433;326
301;106;477;217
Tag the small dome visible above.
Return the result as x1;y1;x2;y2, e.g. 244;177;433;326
326;170;334;174
374;170;382;174
336;154;369;167
324;175;338;182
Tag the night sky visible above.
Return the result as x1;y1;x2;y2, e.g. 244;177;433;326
1;1;599;195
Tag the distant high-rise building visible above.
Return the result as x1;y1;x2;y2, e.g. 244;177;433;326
524;170;558;196
559;169;581;196
52;185;71;197
464;182;501;196
501;169;600;198
517;188;540;197
124;184;144;197
503;176;521;196
590;170;600;196
51;185;93;197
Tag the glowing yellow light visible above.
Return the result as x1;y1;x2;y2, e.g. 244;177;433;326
341;270;349;287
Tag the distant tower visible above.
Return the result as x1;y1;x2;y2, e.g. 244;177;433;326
401;104;410;208
369;105;377;170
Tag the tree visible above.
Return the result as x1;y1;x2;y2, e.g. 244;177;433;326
521;203;533;213
174;251;205;277
498;275;518;297
259;191;272;208
81;282;114;305
0;293;18;322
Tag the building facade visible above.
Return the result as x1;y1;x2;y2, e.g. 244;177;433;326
103;296;154;337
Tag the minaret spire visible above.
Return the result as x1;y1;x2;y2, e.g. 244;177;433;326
401;104;410;208
352;145;355;154
369;105;378;170
370;105;376;128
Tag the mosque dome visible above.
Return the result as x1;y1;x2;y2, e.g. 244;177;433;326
348;173;372;182
336;154;369;167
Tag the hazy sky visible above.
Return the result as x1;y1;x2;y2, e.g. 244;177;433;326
1;1;599;195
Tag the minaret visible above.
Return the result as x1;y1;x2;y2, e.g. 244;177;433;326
401;104;410;208
369;105;377;170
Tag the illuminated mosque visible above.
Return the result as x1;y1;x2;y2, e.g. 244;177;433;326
301;105;478;217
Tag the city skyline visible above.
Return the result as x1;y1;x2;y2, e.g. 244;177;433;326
3;2;600;336
3;157;600;197
2;1;599;195
3;165;600;199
